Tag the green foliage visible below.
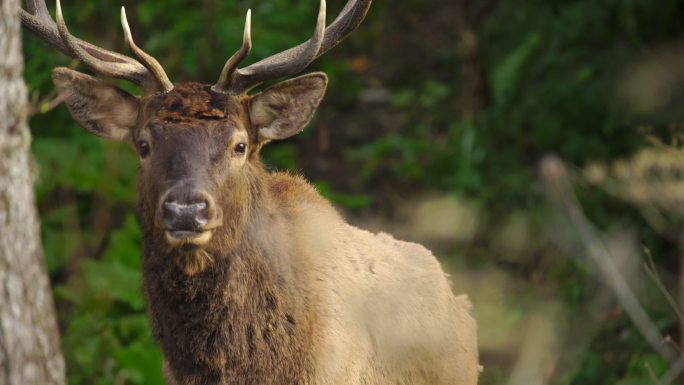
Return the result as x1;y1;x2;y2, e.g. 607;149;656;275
314;180;372;210
490;32;542;107
54;215;162;385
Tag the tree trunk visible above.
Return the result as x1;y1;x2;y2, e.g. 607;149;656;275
0;1;67;384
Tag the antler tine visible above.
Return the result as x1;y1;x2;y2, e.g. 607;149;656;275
21;0;172;94
54;0;147;86
212;9;253;93
218;0;327;94
219;0;371;94
21;6;136;65
24;0;50;19
121;7;174;92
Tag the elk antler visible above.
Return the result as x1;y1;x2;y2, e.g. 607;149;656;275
21;0;173;93
213;0;372;94
213;9;253;93
120;7;173;92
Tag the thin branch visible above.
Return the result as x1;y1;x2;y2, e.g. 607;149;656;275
660;353;684;385
28;90;70;118
643;250;684;324
646;362;663;385
541;155;677;363
664;335;682;354
26;59;78;118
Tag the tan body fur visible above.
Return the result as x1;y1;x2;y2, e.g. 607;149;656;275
153;172;479;385
274;174;480;385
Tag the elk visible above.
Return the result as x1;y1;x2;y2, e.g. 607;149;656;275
22;0;480;384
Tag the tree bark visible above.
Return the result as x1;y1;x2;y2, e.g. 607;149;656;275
0;1;67;384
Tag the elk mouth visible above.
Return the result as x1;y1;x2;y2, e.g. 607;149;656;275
165;229;213;247
158;199;223;248
164;229;217;275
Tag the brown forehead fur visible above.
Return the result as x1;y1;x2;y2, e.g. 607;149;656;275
142;82;247;126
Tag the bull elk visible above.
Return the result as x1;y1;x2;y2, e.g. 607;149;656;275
22;0;480;384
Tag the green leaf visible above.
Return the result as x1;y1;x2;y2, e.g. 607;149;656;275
83;260;144;310
115;341;165;385
314;181;372;210
490;32;542;106
102;214;142;269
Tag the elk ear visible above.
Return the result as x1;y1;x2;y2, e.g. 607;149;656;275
52;67;140;142
249;72;327;142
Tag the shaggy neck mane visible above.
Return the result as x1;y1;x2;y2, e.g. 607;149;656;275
139;165;316;385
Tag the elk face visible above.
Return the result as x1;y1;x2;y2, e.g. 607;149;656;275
51;68;327;255
134;84;250;250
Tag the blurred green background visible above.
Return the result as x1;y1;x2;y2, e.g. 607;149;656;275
22;0;684;384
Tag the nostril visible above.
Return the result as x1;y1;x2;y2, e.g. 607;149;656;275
163;201;182;215
162;199;211;230
194;201;209;226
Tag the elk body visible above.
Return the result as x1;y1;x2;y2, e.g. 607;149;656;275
22;0;480;384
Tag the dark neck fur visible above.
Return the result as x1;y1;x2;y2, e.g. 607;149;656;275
139;171;316;385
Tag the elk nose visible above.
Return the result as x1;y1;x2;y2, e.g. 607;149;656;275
162;199;209;231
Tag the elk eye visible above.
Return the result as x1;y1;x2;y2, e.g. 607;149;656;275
234;143;247;155
137;140;150;158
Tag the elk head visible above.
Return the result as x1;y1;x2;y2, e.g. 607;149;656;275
22;0;371;272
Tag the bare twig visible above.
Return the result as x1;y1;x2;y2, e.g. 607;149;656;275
27;90;70;118
646;362;663;385
26;59;78;118
664;335;682;354
643;250;684;323
541;155;677;363
660;353;684;385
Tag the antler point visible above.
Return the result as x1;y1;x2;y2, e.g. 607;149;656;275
55;0;63;21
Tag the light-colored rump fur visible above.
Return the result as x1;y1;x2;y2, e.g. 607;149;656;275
276;173;479;385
